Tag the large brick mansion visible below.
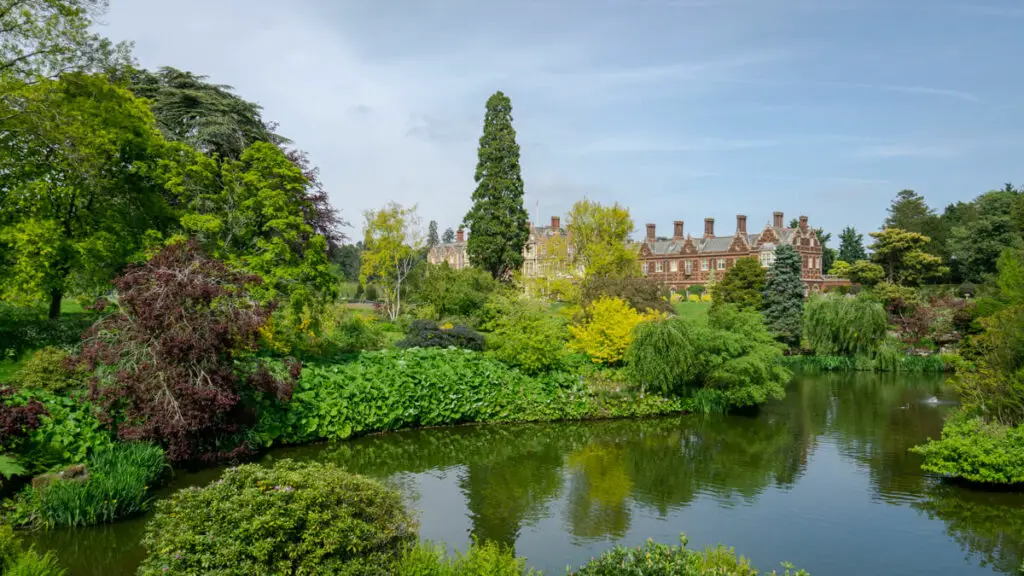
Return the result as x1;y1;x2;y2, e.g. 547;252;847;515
427;211;840;293
639;211;830;293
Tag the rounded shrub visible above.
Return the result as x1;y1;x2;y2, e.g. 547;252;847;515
11;347;87;393
138;459;417;576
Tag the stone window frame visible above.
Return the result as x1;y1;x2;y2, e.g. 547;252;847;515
717;258;726;271
701;258;709;271
655;261;664;273
670;259;678;272
685;260;693;274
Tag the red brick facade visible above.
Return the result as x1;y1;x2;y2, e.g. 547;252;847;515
638;212;830;293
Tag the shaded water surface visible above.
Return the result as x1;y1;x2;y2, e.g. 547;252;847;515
28;373;1024;575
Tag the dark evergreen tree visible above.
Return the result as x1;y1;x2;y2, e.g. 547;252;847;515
427;220;439;249
442;227;456;244
884;189;947;258
762;244;805;347
837;226;867;264
463;91;529;280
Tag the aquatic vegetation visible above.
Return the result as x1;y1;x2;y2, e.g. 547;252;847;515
567;535;807;575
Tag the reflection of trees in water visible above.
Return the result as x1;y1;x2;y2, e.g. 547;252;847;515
566;443;633;540
23;520;148;576
913;483;1024;575
783;372;950;502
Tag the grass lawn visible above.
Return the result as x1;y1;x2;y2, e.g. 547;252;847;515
0;360;23;383
673;300;710;323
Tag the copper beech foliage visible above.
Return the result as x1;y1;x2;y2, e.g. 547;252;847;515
78;241;299;464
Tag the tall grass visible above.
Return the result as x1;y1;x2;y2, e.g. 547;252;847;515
785;353;948;373
0;525;65;576
15;443;167;529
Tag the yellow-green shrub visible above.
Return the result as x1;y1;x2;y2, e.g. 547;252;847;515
688;294;700;302
569;297;658;365
701;294;712;302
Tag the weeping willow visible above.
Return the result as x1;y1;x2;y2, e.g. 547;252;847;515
803;294;887;357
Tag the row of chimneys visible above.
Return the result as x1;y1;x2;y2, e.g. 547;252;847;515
645;212;808;241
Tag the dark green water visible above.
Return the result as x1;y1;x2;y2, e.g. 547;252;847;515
26;373;1024;575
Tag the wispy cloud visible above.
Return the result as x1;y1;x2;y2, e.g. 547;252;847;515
855;143;964;158
870;84;981;103
947;3;1024;17
578;135;779;154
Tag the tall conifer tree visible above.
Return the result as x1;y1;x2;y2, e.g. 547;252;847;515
463;91;529;279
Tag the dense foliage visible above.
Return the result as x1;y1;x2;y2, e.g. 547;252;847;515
837;226;867;264
626;306;790;410
0;525;65;576
78;242;298;463
418;264;499;321
138;459;417;576
912;411;1024;485
11;347;87;393
569;297;659;366
482;296;567;374
261;348;684;445
869;228;948;286
803;294;887;357
361;202;423;320
710;257;766;311
463;91;529;280
397;320;486;352
398;541;537;576
566;199;638;279
579;275;674;315
568;536;806;576
762;245;805;347
12;442;166;528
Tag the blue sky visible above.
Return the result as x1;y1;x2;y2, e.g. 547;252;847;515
101;0;1023;242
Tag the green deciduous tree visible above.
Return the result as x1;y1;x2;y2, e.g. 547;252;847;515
710;257;766;311
837;226;867;264
803;294;887;357
567;199;637;279
0;73;172;317
172;141;336;324
762;244;805;347
884;189;945;246
948;189;1023;283
463;91;529;280
869;228;948;285
360;203;423;320
0;0;131;83
442;227;455;244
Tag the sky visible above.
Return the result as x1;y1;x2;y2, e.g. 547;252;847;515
99;0;1024;242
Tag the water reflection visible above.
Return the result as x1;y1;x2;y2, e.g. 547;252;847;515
25;372;1024;576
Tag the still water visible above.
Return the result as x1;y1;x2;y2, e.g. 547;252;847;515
28;373;1024;575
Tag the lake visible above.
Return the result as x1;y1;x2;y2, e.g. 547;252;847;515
27;372;1024;575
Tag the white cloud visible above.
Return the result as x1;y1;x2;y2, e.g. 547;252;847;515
855;143;964;158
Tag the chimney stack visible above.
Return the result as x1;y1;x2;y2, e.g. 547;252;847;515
646;223;656;242
673;220;684;240
551;215;560;229
456;229;465;243
773;211;784;228
799;215;808;231
736;214;747;235
704;218;715;238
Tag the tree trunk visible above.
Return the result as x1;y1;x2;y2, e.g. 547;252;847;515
48;288;62;320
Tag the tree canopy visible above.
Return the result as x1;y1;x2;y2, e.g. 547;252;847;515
869;228;948;286
710;257;766;311
762;244;805;347
837;226;867;264
567;199;637;279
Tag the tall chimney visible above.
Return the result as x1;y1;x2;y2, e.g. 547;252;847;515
773;211;784;228
551;215;560;229
673;220;684;239
799;215;808;231
646;223;656;241
456;229;465;243
736;214;747;235
704;218;715;238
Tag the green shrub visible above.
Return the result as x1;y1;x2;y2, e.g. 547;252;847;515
580;276;675;315
0;525;66;576
912;410;1024;485
12;442;167;529
398;540;538;576
10;348;87;393
0;304;95;361
417;264;499;323
485;297;567;374
397;320;486;351
327;313;387;354
138;459;417;576
803;294;887;357
626;306;790;410
567;535;806;576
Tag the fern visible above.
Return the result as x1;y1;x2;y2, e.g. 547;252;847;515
0;454;26;479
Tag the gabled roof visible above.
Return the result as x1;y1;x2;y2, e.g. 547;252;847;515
641;225;808;256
